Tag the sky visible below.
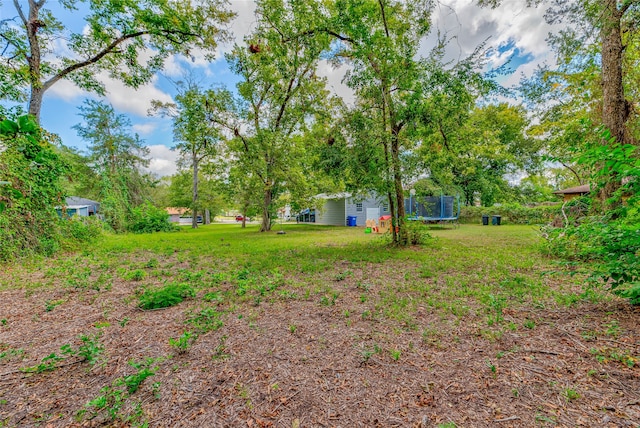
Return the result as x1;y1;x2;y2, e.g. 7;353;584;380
1;0;558;177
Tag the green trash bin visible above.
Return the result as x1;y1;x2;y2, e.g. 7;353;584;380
492;215;501;225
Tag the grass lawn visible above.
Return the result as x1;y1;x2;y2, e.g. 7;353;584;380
0;224;638;427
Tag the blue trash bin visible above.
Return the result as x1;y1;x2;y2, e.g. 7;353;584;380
347;216;357;227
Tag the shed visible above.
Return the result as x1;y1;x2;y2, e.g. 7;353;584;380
553;184;590;202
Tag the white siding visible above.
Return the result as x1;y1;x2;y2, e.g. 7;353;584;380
315;199;346;226
345;195;390;226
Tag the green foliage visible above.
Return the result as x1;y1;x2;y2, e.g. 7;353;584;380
80;357;161;426
128;202;176;233
543;131;640;304
1;0;233;119
0;114;68;261
185;307;224;333
138;283;195;310
169;331;197;354
460;203;561;225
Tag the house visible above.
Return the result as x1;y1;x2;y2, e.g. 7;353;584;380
553;184;590;202
297;192;391;226
56;196;100;218
165;207;189;223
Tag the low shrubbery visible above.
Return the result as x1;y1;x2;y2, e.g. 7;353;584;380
460;203;561;225
138;283;196;310
128;202;176;233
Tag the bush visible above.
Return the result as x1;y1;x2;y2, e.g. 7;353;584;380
460;203;561;225
59;215;104;245
138;283;195;310
128;202;176;233
0;114;68;261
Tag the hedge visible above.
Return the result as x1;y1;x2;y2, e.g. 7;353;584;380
459;203;561;225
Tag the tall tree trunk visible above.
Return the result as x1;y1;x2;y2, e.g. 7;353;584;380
391;127;407;246
599;0;628;202
191;157;198;229
260;185;272;232
25;1;43;123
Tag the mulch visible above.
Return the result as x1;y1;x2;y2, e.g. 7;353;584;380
0;256;638;427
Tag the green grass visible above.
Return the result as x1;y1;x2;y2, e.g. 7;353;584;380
1;224;599;332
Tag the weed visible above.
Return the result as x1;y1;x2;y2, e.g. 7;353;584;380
562;387;580;401
523;319;536;329
389;349;401;361
590;347;636;367
44;299;64;312
76;332;105;366
119;317;129;327
604;320;620;338
360;293;368;303
289;324;297;334
185;307;224;333
1;319;7;326
203;291;224;303
0;346;25;362
486;294;506;326
169;331;197;354
20;352;64;373
212;336;230;360
145;258;158;268
334;270;351;281
343;309;350;318
512;388;519;398
356;281;371;291
436;422;457;428
360;345;381;364
320;291;339;306
79;357;161;426
485;359;497;376
124;269;146;282
138;283;195;310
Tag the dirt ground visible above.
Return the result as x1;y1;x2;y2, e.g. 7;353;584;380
0;254;639;427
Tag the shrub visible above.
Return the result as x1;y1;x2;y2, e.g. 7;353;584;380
0;114;68;261
460;203;561;225
138;283;195;310
128;202;176;233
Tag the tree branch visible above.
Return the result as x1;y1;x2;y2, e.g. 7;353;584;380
13;0;28;27
41;27;203;92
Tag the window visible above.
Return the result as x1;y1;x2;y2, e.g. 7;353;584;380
382;203;389;212
356;203;363;212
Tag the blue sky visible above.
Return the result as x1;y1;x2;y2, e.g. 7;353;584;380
1;0;555;176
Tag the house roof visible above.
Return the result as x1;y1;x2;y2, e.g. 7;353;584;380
65;196;100;207
553;184;590;195
166;207;189;215
315;192;352;200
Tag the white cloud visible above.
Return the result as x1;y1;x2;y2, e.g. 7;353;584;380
132;122;157;135
144;144;178;177
47;78;88;102
101;74;173;117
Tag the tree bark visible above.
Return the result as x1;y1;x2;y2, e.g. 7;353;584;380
391;128;407;245
191;156;198;229
599;0;628;202
260;185;272;232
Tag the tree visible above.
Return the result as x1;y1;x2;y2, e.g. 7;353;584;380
208;0;333;232
0;0;234;122
73;99;150;231
479;0;639;202
152;82;222;228
421;103;540;206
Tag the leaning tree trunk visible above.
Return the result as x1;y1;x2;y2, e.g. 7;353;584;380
599;0;629;202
